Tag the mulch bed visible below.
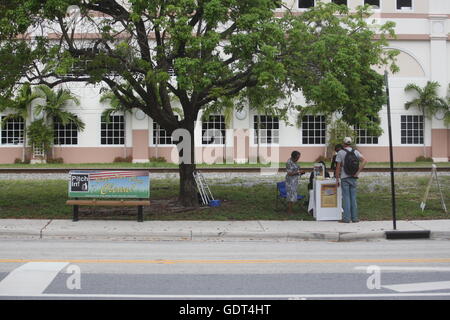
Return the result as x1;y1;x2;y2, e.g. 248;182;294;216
75;199;208;220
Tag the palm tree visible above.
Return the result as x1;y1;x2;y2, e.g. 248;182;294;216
404;81;447;157
444;85;450;127
0;83;41;162
34;85;85;159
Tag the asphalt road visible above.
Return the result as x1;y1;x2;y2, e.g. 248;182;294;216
1;239;450;302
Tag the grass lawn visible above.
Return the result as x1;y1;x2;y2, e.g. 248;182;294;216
0;175;448;221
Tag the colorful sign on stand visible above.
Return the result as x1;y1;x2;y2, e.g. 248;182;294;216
68;170;150;199
320;183;338;208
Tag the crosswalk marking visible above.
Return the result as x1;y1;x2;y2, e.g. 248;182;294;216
0;262;69;295
383;281;450;293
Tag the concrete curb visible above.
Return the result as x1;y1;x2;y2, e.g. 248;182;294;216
36;230;387;242
288;232;340;242
1;230;447;242
430;231;450;240
191;231;288;241
41;231;193;241
39;230;450;242
1;219;450;242
338;232;385;242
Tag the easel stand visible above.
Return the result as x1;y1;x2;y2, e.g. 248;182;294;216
420;164;448;214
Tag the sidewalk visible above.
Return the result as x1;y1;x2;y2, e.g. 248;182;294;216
1;219;450;242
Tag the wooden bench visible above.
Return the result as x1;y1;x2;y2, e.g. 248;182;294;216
66;199;151;222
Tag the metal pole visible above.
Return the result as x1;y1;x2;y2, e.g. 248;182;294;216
137;205;143;222
384;71;397;230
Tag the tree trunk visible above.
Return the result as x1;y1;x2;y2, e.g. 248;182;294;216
177;124;199;207
179;162;198;207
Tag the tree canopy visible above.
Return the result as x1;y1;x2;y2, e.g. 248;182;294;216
0;0;398;205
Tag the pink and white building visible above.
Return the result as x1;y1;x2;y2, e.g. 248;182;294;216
1;0;449;164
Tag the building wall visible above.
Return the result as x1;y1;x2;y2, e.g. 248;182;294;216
0;148;22;163
448;130;450;160
0;0;449;164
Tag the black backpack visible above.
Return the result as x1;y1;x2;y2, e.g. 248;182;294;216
343;149;360;176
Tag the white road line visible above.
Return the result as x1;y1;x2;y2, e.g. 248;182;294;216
383;281;450;293
0;293;450;299
0;262;69;295
354;266;450;272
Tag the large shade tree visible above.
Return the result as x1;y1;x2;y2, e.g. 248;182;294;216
0;1;397;206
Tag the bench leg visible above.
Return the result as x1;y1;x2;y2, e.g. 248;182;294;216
137;206;143;222
73;205;79;222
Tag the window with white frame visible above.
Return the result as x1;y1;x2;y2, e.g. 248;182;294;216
301;115;326;144
101;115;125;145
1;116;24;145
364;0;380;9
53;117;79;145
401;115;423;144
331;0;347;6
33;145;45;158
65;46;113;77
396;0;412;10
167;67;176;77
153;121;174;145
298;0;314;9
355;121;379;144
66;49;95;77
202;115;226;145
254;115;279;144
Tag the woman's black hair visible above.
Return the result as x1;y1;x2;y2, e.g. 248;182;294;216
291;151;301;159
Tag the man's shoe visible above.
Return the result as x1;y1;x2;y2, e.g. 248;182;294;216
338;220;350;223
352;220;360;223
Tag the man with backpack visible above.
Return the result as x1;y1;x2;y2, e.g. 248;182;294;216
335;137;368;223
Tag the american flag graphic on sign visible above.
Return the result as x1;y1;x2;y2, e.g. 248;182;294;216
88;171;145;180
